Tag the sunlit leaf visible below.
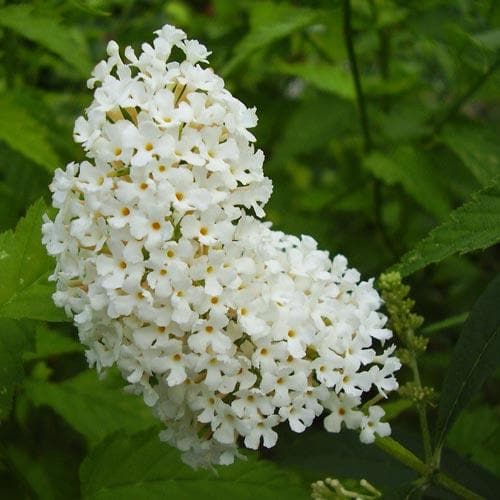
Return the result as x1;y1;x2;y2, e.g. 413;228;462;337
0;199;65;322
23;324;82;361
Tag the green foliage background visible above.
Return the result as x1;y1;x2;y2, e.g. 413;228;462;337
0;0;499;498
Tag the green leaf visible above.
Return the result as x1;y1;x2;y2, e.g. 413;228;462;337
278;63;355;100
0;94;61;173
435;274;500;448
269;426;499;498
0;5;92;76
269;427;416;491
447;406;500;478
23;324;83;361
421;312;469;335
270;95;355;166
396;181;500;276
278;64;416;101
441;124;500;186
0;319;34;420
5;445;80;500
25;370;157;445
363;147;452;218
0;199;66;322
222;2;318;76
80;429;309;500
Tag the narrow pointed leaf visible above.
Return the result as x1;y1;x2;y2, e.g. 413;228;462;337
435;274;500;448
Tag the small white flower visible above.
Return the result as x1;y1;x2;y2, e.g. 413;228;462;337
359;406;391;444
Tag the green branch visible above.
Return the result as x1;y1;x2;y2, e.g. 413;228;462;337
375;437;482;499
342;0;372;153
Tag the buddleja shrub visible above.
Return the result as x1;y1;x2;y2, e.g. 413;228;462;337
1;3;498;496
41;25;400;468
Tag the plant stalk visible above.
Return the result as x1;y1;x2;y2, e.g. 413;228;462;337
409;357;433;464
342;0;372;154
375;437;482;499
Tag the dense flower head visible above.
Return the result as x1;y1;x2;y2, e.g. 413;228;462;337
42;25;400;468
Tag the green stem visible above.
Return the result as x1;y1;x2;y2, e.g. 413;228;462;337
375;437;482;499
409;357;433;464
342;0;372;153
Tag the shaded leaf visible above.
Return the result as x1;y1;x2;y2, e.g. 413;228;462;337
0;199;65;321
396;181;500;276
0;5;92;75
0;319;34;420
25;370;157;445
80;429;309;500
363;147;452;218
447;406;500;478
270;95;355;166
0;94;61;173
441;124;500;186
435;274;500;448
268;426;416;491
6;445;80;500
269;425;498;498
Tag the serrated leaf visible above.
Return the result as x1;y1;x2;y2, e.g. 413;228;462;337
435;274;500;448
0;319;34;420
0;94;61;173
441;124;500;187
80;429;309;500
222;2;318;76
396;181;500;276
0;199;65;321
363;147;451;218
23;324;83;361
25;370;157;445
0;5;92;76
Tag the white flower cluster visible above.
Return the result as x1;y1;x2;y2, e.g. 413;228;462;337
42;25;400;468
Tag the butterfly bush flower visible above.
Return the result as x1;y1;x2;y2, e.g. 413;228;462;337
42;25;400;468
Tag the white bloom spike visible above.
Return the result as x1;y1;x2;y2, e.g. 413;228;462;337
42;25;400;468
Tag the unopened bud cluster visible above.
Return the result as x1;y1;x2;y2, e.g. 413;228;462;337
42;25;400;467
311;477;381;499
